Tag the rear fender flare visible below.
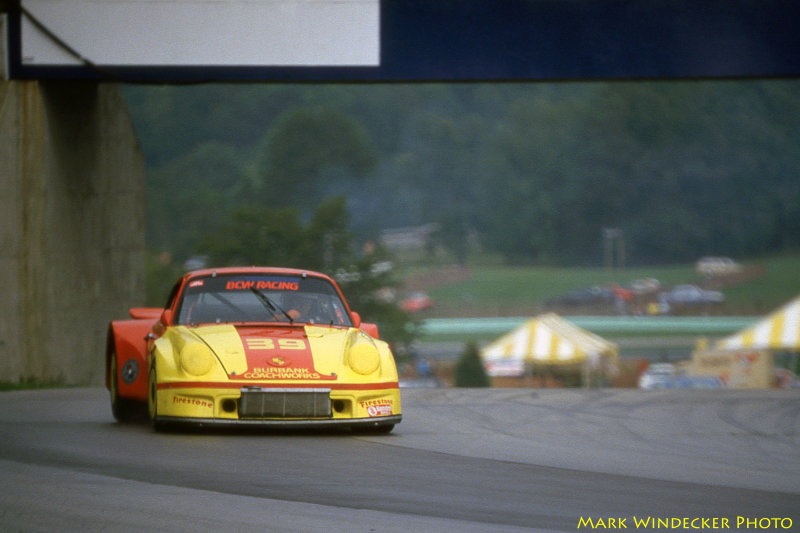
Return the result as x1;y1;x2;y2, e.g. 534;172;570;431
106;318;158;402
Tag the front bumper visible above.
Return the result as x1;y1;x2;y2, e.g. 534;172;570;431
154;382;401;427
153;414;402;429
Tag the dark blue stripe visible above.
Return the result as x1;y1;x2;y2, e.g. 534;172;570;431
7;0;800;83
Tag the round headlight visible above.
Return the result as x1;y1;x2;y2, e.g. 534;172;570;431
180;343;215;376
347;342;380;375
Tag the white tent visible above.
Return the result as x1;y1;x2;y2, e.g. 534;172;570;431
480;313;618;377
715;295;800;352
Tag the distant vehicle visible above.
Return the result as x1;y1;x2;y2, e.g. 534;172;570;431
638;363;677;390
639;363;723;390
183;254;209;271
696;256;741;277
400;292;434;313
546;286;615;307
333;260;394;284
629;278;661;295
659;284;724;306
775;368;800;389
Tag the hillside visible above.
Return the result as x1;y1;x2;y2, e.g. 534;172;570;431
403;254;800;318
124;81;800;268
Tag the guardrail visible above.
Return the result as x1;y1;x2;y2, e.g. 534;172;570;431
417;316;758;339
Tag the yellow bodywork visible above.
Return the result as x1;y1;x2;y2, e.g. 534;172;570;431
150;324;401;424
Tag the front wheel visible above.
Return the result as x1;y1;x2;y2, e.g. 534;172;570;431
355;423;395;434
147;363;165;431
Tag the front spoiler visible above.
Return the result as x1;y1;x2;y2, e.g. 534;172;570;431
154;414;401;429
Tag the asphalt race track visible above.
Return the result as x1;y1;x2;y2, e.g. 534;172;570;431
1;388;799;532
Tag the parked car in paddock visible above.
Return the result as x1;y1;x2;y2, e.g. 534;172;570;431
638;363;678;390
545;285;616;308
106;267;401;432
696;256;741;278
400;292;434;313
658;284;724;307
638;363;723;390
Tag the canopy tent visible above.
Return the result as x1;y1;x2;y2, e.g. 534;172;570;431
715;295;800;352
480;313;618;377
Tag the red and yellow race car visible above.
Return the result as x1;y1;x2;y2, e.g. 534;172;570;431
106;267;401;432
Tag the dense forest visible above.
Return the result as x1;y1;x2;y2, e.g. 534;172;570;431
123;80;800;268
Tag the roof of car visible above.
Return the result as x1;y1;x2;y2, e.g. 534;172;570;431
184;266;331;280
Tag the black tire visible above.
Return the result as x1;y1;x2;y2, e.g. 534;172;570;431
372;423;395;434
148;363;167;431
109;352;140;422
356;423;395;434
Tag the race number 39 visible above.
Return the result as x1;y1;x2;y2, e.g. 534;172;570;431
245;338;307;351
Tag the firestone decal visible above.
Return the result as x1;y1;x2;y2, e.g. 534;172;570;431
361;399;393;417
173;395;212;409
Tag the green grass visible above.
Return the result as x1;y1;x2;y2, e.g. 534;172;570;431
427;264;692;305
417;253;800;317
723;255;800;309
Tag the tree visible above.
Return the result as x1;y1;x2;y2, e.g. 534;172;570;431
146;142;249;259
454;342;490;387
258;106;377;210
304;197;352;270
334;250;417;358
198;198;415;348
202;204;305;267
129;81;800;268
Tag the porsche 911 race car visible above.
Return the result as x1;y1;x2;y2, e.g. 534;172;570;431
106;267;401;432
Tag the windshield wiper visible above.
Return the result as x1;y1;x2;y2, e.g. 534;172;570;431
250;288;294;324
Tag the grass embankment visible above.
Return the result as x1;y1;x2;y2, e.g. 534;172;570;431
412;254;800;318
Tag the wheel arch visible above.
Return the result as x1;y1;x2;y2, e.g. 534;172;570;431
106;318;158;402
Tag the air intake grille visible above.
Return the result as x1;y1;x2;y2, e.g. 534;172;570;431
239;388;332;418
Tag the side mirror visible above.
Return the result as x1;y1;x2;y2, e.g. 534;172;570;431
360;322;380;339
151;309;172;338
351;311;379;337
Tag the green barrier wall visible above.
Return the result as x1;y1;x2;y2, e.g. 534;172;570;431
419;316;758;339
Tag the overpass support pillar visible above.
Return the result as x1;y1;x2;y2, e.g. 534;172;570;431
0;80;146;385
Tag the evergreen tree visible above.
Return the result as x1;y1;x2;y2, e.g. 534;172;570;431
454;342;490;387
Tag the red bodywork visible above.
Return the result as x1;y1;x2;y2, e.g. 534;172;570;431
106;315;160;400
105;267;378;403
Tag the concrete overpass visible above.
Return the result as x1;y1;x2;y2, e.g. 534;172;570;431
2;0;800;385
0;75;145;384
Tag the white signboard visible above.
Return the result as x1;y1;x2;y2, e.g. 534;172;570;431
484;360;525;378
20;0;379;67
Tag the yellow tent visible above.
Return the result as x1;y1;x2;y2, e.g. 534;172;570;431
480;313;618;377
715;295;800;352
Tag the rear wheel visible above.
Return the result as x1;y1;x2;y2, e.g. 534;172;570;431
109;352;140;422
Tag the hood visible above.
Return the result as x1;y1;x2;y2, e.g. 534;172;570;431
186;324;355;381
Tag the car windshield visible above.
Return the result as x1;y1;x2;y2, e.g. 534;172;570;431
175;274;353;327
